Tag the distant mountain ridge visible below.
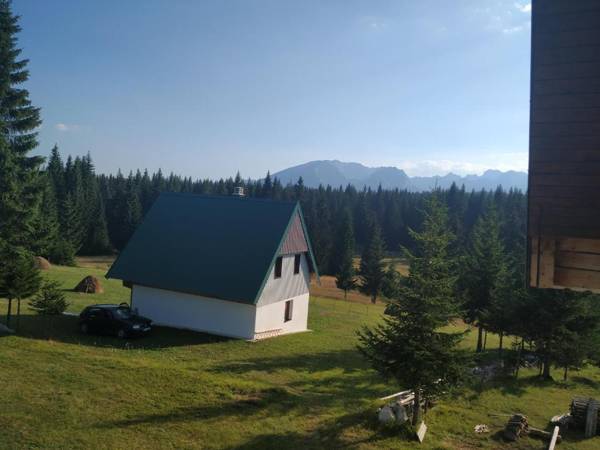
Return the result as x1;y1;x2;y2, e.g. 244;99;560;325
273;160;528;192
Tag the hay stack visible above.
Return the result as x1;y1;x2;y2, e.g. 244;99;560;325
35;256;51;270
74;275;104;294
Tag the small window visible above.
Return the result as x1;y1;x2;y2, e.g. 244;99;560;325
274;256;283;279
293;254;301;275
284;300;293;322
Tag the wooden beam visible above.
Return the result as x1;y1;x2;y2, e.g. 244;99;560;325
530;237;540;288
585;399;599;438
548;426;560;450
557;251;600;271
557;237;600;254
539;238;556;288
555;268;600;291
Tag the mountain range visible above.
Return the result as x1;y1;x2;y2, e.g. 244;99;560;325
272;160;528;192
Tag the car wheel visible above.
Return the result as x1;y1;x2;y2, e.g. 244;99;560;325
117;329;127;339
80;323;89;334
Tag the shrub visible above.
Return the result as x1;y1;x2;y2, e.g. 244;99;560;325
29;280;69;315
48;239;76;266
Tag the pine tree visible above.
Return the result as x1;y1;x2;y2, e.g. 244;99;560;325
381;263;402;299
460;204;506;352
61;192;85;251
0;1;44;250
29;280;69;315
261;171;273;198
358;196;464;426
358;215;385;304
46;145;65;202
29;177;60;257
84;192;111;254
334;210;356;299
0;245;41;328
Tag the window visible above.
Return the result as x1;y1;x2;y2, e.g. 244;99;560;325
284;300;293;322
294;254;301;274
274;256;283;279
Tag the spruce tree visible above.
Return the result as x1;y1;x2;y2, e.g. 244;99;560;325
0;245;41;328
381;263;402;299
460;204;506;352
358;196;464;426
30;280;69;315
84;192;111;254
0;0;43;250
29;177;60;257
334;209;356;299
358;215;385;304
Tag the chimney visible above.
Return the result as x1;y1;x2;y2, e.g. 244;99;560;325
232;186;245;197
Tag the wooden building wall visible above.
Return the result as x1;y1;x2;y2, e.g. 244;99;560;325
528;0;600;291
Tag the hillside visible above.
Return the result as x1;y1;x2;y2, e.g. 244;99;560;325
273;160;528;192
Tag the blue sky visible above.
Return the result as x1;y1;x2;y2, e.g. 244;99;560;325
16;0;531;179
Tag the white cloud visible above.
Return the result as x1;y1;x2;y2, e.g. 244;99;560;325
502;25;523;34
55;123;84;132
468;1;530;35
359;15;388;30
392;152;528;177
515;3;532;13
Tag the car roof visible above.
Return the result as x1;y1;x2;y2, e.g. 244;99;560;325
86;304;128;309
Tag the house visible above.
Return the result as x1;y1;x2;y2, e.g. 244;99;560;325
527;0;600;292
106;192;319;340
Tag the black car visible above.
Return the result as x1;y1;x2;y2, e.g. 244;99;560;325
79;304;152;338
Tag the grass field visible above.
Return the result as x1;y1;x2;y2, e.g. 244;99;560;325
1;263;600;449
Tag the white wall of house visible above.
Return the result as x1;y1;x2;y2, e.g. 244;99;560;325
257;253;310;306
255;292;309;335
131;285;257;340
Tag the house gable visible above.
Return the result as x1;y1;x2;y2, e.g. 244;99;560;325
252;204;319;305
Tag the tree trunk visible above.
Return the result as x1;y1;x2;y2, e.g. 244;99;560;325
542;355;551;380
344;290;347;300
498;332;503;357
483;330;488;350
412;389;421;426
16;298;21;332
476;326;483;352
371;294;376;304
515;339;524;378
563;366;568;381
6;298;12;327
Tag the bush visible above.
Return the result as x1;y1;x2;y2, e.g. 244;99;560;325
29;280;69;315
48;239;76;266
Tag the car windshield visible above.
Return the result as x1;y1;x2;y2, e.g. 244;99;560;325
113;307;133;319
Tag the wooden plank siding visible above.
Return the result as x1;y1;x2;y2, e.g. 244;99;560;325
279;213;309;255
528;0;600;292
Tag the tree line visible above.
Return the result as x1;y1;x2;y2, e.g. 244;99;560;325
38;147;527;267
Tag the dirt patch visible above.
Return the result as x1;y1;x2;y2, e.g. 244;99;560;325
75;255;116;270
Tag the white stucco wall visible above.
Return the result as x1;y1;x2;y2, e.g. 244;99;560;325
131;285;257;339
257;253;310;306
255;293;309;334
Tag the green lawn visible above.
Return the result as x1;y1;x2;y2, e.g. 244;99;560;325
1;265;600;449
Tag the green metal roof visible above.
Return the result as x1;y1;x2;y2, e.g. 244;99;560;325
106;193;318;305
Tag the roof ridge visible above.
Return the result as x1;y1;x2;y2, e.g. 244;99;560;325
158;192;298;205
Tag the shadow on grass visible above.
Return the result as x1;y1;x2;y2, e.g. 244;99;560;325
0;314;232;349
98;387;297;428
94;347;397;448
570;375;600;390
210;347;368;375
465;373;563;401
226;410;398;450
